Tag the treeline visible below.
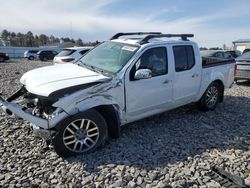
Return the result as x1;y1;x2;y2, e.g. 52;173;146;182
200;47;223;50
0;29;99;47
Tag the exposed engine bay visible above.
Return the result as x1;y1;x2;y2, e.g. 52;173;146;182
5;86;56;120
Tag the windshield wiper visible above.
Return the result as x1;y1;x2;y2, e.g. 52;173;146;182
78;61;98;72
78;60;111;76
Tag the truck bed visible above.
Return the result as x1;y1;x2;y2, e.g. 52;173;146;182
202;57;235;68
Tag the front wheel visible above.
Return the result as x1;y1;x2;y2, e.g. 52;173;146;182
52;109;108;157
199;82;221;111
0;57;4;62
42;57;47;61
28;56;35;60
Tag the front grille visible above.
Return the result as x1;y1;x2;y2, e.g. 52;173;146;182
236;70;250;78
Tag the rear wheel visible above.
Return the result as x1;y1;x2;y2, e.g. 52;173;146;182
52;109;108;157
199;82;221;111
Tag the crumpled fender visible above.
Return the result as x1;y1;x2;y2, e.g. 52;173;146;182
52;78;124;121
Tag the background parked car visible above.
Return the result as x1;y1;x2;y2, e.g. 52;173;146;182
235;52;250;82
53;46;93;63
201;50;233;59
24;50;39;60
0;52;9;62
37;50;58;61
226;50;242;58
201;50;234;65
243;48;250;54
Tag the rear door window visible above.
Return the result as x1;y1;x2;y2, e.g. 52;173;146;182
173;45;195;72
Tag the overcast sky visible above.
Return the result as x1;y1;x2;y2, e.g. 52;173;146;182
0;0;250;47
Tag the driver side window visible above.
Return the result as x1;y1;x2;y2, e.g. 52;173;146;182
130;47;168;80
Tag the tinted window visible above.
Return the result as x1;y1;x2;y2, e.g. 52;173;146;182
187;46;195;69
29;50;38;53
223;52;230;59
173;45;195;72
134;47;168;77
215;52;224;58
80;50;89;55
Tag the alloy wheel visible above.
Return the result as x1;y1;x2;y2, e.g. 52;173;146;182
206;86;218;108
63;119;99;153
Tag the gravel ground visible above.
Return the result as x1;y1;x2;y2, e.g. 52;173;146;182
0;59;250;188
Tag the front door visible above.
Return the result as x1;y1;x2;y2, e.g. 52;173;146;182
125;46;173;116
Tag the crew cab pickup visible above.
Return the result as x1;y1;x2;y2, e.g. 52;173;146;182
0;32;235;157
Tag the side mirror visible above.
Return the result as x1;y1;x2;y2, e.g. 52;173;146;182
134;69;152;80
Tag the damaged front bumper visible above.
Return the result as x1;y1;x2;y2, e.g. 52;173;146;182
0;93;69;140
31;123;56;140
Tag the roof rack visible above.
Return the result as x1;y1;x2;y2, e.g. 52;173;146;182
110;32;162;40
139;34;194;44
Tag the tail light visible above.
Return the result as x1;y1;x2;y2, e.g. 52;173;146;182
61;58;75;62
234;64;237;78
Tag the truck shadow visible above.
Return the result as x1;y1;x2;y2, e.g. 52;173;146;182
66;95;250;172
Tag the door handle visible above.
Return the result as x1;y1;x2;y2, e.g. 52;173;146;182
192;74;195;78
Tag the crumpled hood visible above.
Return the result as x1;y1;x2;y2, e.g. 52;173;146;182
20;63;110;97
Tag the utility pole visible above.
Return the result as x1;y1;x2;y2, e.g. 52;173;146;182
70;21;73;39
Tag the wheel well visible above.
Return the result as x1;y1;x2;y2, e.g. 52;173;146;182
213;79;224;102
94;105;121;138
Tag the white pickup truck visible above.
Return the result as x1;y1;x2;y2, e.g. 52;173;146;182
0;32;235;157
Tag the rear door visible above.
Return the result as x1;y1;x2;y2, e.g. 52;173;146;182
172;45;201;103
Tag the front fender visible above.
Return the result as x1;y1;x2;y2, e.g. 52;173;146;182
52;76;124;115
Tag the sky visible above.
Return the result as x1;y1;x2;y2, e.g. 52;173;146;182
0;0;250;48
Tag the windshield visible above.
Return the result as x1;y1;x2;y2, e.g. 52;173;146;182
79;41;139;73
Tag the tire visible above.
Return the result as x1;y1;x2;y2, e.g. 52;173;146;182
0;57;4;62
28;56;34;60
52;109;108;157
199;82;221;111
